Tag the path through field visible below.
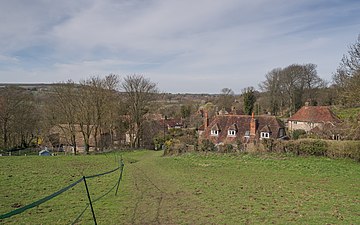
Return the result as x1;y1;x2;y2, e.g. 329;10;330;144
121;151;217;224
115;150;360;225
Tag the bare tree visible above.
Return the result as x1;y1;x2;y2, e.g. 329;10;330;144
76;83;96;153
341;34;360;75
0;87;39;150
121;75;158;148
47;81;79;154
333;34;360;106
260;68;283;115
217;88;235;110
81;74;120;151
261;63;324;116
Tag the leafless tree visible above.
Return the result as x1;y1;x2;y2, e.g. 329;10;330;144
260;68;283;115
261;63;324;116
121;74;158;148
0;87;39;150
80;74;120;151
333;34;360;106
47;81;79;154
217;88;235;111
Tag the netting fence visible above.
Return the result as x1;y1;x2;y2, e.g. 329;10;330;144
0;159;125;224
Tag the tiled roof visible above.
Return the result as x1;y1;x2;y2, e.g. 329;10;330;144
260;125;272;133
288;106;341;123
229;123;238;131
211;123;220;131
201;115;285;144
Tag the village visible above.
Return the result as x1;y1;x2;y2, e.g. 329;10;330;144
1;1;359;223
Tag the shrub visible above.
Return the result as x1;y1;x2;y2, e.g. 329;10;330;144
296;139;327;156
200;139;216;152
326;140;360;161
225;144;234;153
292;129;306;140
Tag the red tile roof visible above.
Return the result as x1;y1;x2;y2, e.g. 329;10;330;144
288;106;341;123
200;115;285;144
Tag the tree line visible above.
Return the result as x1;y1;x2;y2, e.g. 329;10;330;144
1;34;359;152
0;75;157;153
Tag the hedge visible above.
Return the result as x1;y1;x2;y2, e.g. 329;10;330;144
261;138;360;161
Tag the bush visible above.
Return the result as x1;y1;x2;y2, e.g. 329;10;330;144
200;139;216;152
292;129;306;140
296;139;327;156
326;140;360;161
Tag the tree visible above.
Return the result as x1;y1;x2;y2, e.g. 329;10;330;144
217;88;235;110
259;68;283;115
180;104;191;119
0;87;39;150
333;34;360;106
261;63;324;116
47;81;79;154
121;75;158;148
242;87;256;115
79;74;120;152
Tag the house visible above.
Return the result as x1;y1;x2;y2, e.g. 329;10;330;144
125;116;186;148
200;112;286;145
48;124;113;152
287;104;341;133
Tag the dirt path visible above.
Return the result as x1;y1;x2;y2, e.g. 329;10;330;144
124;151;216;224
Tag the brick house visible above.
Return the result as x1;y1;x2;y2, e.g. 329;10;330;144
287;105;341;133
200;112;286;145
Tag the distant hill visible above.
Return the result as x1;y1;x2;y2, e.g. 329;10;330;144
0;83;54;88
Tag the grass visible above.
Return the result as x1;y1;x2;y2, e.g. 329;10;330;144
332;106;360;120
1;151;359;224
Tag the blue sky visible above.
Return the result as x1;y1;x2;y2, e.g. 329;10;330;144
0;0;359;93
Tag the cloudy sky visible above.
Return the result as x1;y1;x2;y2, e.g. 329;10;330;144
0;0;359;93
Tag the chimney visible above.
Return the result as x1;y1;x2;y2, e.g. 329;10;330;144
250;112;257;136
204;111;209;129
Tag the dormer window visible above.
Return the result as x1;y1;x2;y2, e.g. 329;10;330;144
210;124;220;136
260;132;270;139
260;125;272;139
244;130;250;137
211;130;219;136
228;130;236;136
227;123;238;137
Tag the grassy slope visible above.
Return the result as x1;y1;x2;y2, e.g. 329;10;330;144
0;151;359;224
332;107;360;120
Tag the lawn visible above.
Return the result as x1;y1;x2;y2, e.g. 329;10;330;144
0;151;359;224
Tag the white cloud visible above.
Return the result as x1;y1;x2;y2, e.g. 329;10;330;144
0;0;359;92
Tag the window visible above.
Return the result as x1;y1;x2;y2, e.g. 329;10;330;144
228;130;236;136
260;132;270;139
211;130;219;136
293;121;298;124
279;128;285;137
244;131;250;137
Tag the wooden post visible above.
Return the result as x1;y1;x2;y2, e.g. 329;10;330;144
83;176;97;225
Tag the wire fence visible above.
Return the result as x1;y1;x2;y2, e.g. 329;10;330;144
0;159;125;224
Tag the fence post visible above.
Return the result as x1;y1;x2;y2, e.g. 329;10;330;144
115;161;124;196
83;176;97;225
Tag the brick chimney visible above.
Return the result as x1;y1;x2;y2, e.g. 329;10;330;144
250;112;257;136
204;111;209;129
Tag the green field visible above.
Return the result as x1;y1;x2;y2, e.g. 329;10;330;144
1;151;359;224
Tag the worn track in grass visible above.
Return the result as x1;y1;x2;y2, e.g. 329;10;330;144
125;151;215;224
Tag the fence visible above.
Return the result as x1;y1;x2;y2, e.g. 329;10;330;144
0;159;125;224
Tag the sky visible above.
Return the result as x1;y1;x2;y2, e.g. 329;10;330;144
0;0;359;93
